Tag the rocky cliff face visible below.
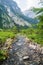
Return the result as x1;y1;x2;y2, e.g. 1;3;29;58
0;0;32;28
0;0;38;29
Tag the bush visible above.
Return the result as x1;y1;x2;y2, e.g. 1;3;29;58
0;50;7;60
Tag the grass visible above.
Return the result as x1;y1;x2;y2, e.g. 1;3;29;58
0;50;7;60
20;28;43;46
0;31;15;44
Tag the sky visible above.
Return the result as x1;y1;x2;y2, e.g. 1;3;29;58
13;0;41;12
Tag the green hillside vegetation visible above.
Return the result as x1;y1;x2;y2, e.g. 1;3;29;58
20;27;43;45
0;26;19;60
20;7;43;45
0;31;15;60
0;31;14;44
0;26;18;45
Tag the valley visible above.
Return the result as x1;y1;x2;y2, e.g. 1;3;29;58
0;0;43;65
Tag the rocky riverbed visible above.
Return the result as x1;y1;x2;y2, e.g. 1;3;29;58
2;35;43;65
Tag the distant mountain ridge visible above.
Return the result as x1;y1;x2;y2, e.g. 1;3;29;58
24;8;36;18
0;0;38;29
24;10;36;18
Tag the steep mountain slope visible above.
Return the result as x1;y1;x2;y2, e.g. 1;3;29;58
0;4;13;28
0;0;38;29
0;0;22;15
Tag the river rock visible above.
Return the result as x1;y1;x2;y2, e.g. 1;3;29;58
2;35;43;65
23;56;29;60
41;47;43;54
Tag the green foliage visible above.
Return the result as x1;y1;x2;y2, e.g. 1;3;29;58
12;26;19;34
0;31;15;44
32;7;43;14
0;29;18;61
0;50;7;60
20;26;43;45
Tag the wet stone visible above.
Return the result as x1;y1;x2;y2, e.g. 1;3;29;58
23;56;30;61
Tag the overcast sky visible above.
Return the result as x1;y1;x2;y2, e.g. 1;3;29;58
13;0;41;12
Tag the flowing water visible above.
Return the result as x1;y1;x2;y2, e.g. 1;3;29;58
2;35;43;65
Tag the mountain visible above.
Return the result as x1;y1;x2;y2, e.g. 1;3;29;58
0;0;38;29
24;8;36;18
24;9;36;18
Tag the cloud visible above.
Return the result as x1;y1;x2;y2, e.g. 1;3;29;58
13;0;40;11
